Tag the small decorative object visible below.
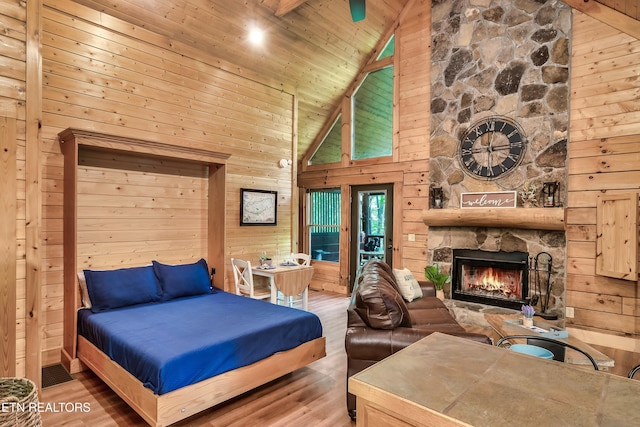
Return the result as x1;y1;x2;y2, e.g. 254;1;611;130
425;264;450;300
518;183;538;208
521;304;535;327
461;191;517;208
542;181;560;207
430;186;444;209
259;252;272;267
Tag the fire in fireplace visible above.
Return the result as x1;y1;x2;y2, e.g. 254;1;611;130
451;249;529;310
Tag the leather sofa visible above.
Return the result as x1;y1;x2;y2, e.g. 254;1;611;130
345;260;491;419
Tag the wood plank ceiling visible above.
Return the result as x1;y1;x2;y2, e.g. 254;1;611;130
66;0;637;160
71;0;409;160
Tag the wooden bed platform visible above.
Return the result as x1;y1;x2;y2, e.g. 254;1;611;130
69;335;325;427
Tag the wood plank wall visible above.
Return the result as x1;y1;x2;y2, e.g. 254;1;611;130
76;148;209;270
39;0;295;366
396;0;430;276
0;1;26;377
567;11;640;367
298;0;430;293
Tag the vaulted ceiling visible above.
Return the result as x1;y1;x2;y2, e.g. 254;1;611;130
73;0;409;159
72;0;637;160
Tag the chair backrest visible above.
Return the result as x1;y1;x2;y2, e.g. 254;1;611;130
290;253;311;266
231;258;255;297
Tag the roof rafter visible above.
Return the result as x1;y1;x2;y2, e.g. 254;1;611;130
275;0;309;17
562;0;640;40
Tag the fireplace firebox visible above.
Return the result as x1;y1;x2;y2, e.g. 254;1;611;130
452;249;529;310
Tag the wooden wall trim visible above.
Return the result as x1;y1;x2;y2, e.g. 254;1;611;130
563;0;640;40
58;128;231;164
25;0;43;385
0;115;17;376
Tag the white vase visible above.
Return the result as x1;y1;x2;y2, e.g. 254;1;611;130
523;317;534;328
436;289;445;301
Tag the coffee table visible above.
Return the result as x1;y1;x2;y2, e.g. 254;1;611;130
485;313;614;370
349;333;638;427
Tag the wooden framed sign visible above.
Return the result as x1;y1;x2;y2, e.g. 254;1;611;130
460;191;517;209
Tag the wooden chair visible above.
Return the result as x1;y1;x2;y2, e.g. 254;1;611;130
231;258;270;300
496;335;599;370
280;253;311;307
290;253;311;266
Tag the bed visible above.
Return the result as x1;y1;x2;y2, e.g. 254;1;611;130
62;259;326;426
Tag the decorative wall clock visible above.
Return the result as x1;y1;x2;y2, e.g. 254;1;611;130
458;116;527;180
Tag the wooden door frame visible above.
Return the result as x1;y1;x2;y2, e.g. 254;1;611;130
349;183;394;292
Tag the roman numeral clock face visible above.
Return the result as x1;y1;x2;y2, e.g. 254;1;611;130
458;116;527;180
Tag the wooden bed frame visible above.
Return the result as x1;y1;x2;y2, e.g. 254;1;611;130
73;335;325;426
59;129;327;426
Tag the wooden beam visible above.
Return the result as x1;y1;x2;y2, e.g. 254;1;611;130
423;208;566;231
0;114;17;377
563;0;640;40
25;0;43;386
275;0;309;17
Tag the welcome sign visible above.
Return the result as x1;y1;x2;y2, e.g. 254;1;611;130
460;191;517;209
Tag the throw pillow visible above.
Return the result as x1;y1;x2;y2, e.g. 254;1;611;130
152;258;212;300
84;265;162;313
393;268;423;302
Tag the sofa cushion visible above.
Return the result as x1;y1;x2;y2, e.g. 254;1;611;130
354;270;412;329
410;306;466;330
393;268;423;302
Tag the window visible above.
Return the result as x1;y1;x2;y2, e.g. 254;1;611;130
362;192;386;237
308;189;341;262
352;66;393;160
309;115;342;165
377;36;394;60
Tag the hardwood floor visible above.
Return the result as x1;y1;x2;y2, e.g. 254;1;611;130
39;291;355;427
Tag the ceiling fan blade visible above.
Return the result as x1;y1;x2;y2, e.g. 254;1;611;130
349;0;366;22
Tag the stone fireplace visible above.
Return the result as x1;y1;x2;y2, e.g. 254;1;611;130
452;249;529;310
426;0;570;321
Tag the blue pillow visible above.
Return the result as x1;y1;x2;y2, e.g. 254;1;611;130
84;265;162;313
152;258;212;300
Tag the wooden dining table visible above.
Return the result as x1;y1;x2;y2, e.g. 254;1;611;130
252;264;314;310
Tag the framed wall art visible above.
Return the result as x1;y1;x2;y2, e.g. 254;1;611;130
240;188;277;226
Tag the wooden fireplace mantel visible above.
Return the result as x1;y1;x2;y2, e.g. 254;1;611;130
422;207;565;231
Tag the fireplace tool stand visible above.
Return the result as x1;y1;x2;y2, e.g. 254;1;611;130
529;252;558;320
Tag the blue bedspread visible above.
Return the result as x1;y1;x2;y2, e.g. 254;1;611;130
77;291;323;395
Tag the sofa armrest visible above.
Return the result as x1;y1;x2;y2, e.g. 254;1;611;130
345;326;437;361
419;280;436;297
346;327;492;362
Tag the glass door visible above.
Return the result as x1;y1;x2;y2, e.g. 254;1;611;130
350;184;393;291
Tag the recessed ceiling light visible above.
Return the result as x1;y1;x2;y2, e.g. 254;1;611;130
248;27;264;45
